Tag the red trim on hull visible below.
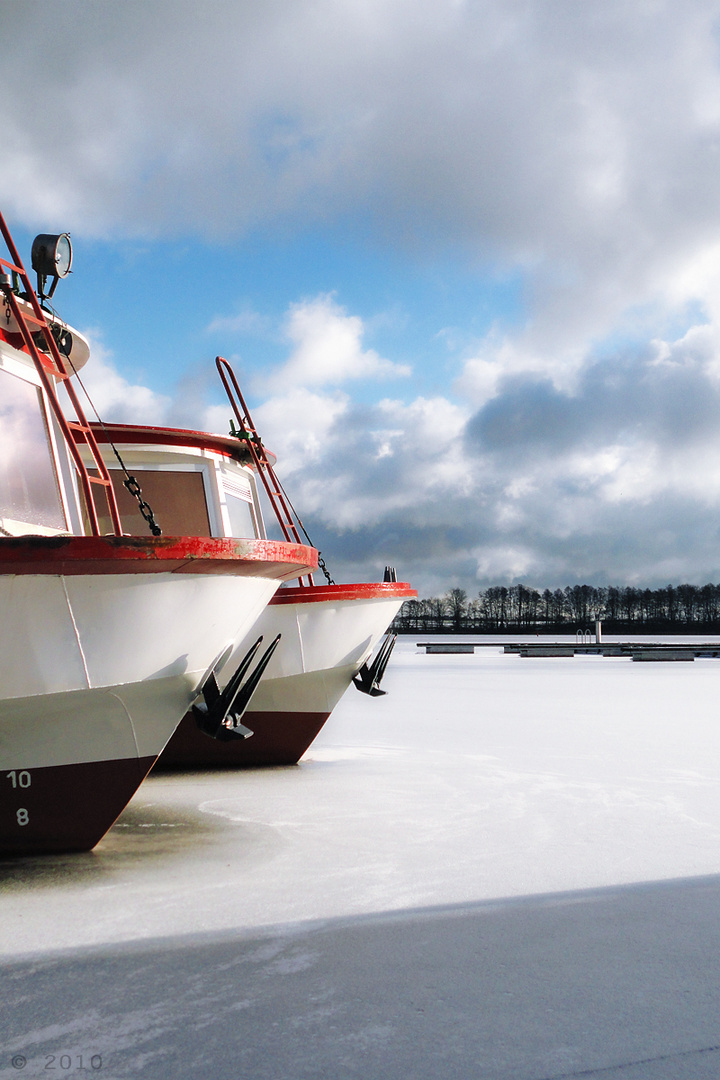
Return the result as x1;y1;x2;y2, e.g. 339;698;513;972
0;754;156;856
0;535;317;578
86;422;259;462
270;582;417;605
156;710;331;769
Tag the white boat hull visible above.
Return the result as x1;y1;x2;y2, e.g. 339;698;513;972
0;535;317;854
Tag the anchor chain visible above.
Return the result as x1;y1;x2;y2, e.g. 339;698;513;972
123;474;162;536
53;346;163;538
317;552;334;586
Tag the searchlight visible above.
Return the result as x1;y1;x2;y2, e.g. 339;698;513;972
31;233;72;300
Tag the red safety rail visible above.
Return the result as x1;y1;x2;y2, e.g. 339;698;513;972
0;212;122;536
216;355;314;586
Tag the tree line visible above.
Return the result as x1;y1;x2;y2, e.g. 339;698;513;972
391;583;720;633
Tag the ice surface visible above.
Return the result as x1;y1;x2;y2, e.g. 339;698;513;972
3;636;720;957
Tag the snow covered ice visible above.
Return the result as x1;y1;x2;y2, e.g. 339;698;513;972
4;637;720;1080
3;636;720;953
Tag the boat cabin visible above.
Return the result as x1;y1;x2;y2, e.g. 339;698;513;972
0;326;266;544
85;424;266;540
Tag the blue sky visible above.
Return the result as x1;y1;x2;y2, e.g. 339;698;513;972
5;0;720;596
9;220;525;407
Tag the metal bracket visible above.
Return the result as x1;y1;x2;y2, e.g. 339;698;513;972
192;633;281;741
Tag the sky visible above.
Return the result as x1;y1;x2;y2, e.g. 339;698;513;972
4;0;720;596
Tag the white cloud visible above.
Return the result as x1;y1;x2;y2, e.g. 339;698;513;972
473;546;537;582
249;391;471;533
253;386;350;471
67;331;172;425
264;294;410;389
6;2;720;368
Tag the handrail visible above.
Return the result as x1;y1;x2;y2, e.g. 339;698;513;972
0;211;122;536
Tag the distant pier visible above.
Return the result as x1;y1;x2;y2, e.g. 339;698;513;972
418;641;720;661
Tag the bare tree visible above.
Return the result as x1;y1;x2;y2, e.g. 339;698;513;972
445;588;468;631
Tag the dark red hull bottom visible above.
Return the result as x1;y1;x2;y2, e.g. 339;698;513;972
1;755;156;857
155;710;332;769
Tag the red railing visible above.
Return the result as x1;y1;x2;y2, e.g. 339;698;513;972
216;355;314;586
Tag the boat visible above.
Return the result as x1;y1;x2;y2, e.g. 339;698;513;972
85;358;416;770
159;576;417;767
0;216;317;855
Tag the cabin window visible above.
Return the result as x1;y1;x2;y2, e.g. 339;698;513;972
0;367;66;533
90;468;213;537
114;469;212;537
221;472;258;538
224;491;257;538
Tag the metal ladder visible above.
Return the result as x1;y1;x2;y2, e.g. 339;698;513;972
0;211;122;537
216;355;314;586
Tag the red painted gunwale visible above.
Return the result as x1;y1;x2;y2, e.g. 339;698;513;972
269;581;417;605
86;421;276;464
0;535;317;578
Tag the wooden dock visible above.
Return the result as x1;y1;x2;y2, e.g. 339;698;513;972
420;643;477;654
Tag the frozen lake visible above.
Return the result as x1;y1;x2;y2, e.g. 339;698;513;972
5;635;720;953
3;636;720;1078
